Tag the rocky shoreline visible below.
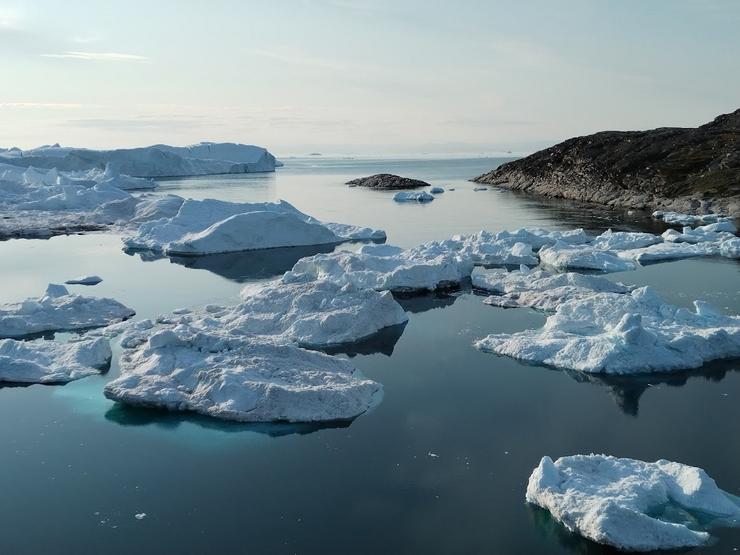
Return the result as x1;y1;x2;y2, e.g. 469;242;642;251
473;109;740;217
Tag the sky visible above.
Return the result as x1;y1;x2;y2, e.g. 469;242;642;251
1;0;739;156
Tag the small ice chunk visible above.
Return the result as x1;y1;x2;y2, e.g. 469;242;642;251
65;275;103;286
0;337;111;384
429;187;445;194
393;191;434;202
527;454;740;551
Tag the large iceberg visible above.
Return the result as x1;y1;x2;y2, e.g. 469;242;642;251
122;198;383;255
284;243;472;293
0;337;111;384
475;286;740;374
0;142;281;177
473;265;631;311
0;284;135;338
527;454;740;551
104;328;381;422
119;279;408;349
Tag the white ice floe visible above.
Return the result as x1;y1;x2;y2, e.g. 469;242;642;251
0;284;135;338
652;210;730;226
0;142;280;177
0;337;111;384
590;229;662;251
65;275;103;286
473;265;630;311
119;280;408;349
538;242;636;273
493;228;591;250
123;198;383;255
284;242;472;293
104;328;381;422
429;187;445;194
475;286;740;373
393;191;434;202
418;232;539;266
527;454;740;551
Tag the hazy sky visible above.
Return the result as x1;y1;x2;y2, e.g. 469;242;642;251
1;0;738;155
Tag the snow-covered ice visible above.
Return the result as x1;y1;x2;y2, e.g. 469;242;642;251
393;191;434;202
65;275;103;286
419;232;539;266
123;198;384;255
475;286;740;373
104;328;381;422
590;229;662;251
0;142;280;177
284;242;472;293
652;210;730;226
0;337;111;384
473;265;630;311
0;284;135;338
118;280;408;349
527;454;740;551
538;242;636;273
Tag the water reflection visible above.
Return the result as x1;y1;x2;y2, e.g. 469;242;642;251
321;323;407;358
564;359;739;416
104;403;353;437
395;289;466;314
528;504;621;555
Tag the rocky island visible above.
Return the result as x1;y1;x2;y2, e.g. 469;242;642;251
474;109;740;216
347;173;430;190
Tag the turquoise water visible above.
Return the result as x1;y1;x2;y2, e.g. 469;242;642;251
0;157;738;554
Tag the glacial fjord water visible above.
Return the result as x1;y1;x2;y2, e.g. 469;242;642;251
0;157;738;554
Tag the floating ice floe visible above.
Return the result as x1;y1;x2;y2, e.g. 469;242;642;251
652;210;730;226
0;142;281;176
538;242;636;273
104;328;381;422
118;280;408;349
0;284;135;338
419;232;539;266
473;265;631;311
494;228;591;250
122;198;383;255
0;337;111;384
527;454;740;551
393;191;434;202
429;187;445;194
475;286;740;373
590;229;662;251
284;242;472;293
65;275;103;286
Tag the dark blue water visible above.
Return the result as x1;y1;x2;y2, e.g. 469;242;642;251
0;157;738;554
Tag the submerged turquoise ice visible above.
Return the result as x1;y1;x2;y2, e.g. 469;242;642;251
0;157;738;554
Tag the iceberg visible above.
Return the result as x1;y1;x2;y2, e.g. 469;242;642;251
284;242;472;293
418;232;539;266
538;242;636;273
0;142;280;177
590;229;662;251
527;454;740;551
0;337;111;384
393;191;435;202
118;280;408;349
65;275;103;286
0;284;135;338
104;328;381;423
473;265;631;311
475;286;740;373
429;186;445;194
652;210;730;226
123;198;384;255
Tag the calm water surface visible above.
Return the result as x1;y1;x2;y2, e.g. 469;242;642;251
0;157;738;554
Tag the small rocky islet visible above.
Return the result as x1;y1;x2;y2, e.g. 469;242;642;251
346;173;431;190
474;109;740;216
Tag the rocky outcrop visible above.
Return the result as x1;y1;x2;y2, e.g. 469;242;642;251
473;110;740;216
347;174;430;190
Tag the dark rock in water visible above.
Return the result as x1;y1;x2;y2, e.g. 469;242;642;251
346;173;430;190
473;109;740;216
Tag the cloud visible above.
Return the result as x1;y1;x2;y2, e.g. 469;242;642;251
40;51;149;62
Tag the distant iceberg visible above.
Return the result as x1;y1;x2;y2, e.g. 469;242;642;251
0;141;281;177
527;454;740;551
